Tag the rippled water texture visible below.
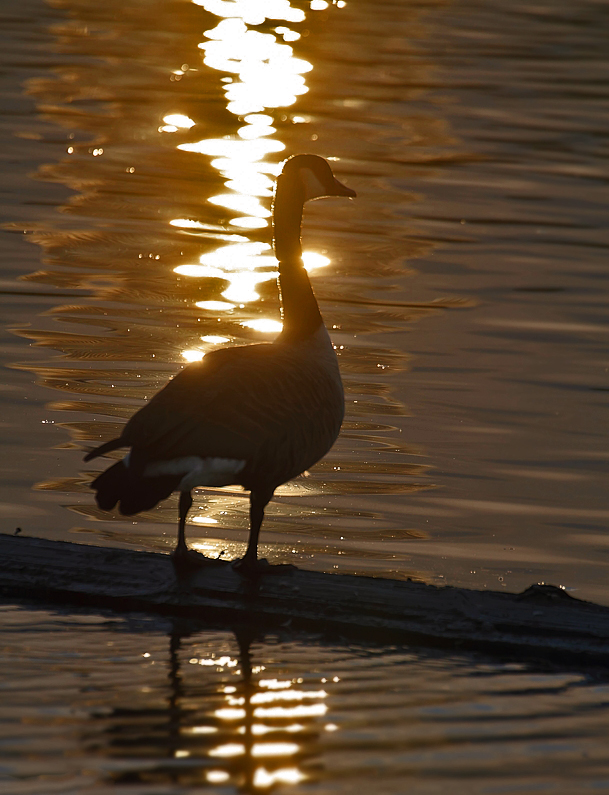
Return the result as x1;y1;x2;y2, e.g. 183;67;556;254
2;0;609;790
1;1;608;588
4;604;609;794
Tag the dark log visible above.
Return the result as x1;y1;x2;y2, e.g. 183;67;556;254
2;533;609;661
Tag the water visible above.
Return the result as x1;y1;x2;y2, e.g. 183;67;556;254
3;603;609;795
1;0;608;789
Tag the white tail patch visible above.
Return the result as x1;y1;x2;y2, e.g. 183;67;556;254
144;456;246;490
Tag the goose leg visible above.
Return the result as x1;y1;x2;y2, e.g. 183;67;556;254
172;490;206;572
176;490;192;554
234;491;266;575
233;491;295;578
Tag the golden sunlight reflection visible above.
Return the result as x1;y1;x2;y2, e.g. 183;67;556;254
250;689;327;704
216;708;246;720
200;656;332;788
254;704;327;718
162;113;195;128
241;319;282;333
208;193;271;218
182;349;205;362
206;770;230;783
302;251;330;271
229;216;268;229
191;655;238;667
201;335;230;344
252;742;299;757
259;679;291;690
209;743;245;757
251;722;305;735
195;300;235;311
169;0;327;337
193;0;305;25
254;767;306;787
174;241;328;309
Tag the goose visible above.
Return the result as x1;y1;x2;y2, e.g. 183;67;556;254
84;154;356;576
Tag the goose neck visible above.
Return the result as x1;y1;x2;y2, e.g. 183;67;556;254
273;175;323;341
272;173;304;262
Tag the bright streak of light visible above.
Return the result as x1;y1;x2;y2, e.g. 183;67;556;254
302;251;330;271
191;516;219;525
221;270;277;303
241;319;282;333
275;26;300;41
174;264;225;278
182;349;205;362
159;124;178;132
244;113;274;125
201;335;230;343
254;704;328;718
209;743;245;757
224;173;274;197
194;0;306;25
196;656;238;667
252;742;300;757
310;0;329;9
211;157;281;176
178;137;284;159
253;767;306;787
228;216;268;229
196;300;236;311
171;218;206;229
238;124;276;140
197;18;311;116
260;679;292;689
163;113;196;128
209;193;271;217
206;770;229;783
252;723;305;735
251;689;327;704
215;708;246;720
185;725;218;734
201;241;271;265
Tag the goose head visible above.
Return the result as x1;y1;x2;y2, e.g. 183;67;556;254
279;154;356;202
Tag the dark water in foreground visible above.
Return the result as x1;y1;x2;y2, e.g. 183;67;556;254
1;0;609;789
4;603;609;795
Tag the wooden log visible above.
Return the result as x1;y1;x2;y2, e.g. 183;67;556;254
2;533;609;661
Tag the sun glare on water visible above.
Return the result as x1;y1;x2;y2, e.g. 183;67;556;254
169;0;341;356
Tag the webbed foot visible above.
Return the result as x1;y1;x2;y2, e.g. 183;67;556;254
232;556;297;579
171;544;210;575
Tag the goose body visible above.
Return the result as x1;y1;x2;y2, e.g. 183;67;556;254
85;154;355;574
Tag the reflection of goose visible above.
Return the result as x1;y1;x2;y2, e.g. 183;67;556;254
85;155;355;576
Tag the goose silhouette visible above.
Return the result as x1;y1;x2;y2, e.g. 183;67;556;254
85;154;356;576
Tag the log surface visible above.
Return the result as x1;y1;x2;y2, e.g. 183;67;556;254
2;533;609;659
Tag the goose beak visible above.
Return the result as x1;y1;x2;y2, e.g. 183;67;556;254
332;178;357;198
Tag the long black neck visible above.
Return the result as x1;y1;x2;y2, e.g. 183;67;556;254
273;172;323;342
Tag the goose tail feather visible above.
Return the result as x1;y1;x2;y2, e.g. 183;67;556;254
91;462;179;516
84;437;125;462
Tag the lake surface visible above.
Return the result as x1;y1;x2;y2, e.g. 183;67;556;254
4;603;609;795
1;0;608;789
1;0;608;599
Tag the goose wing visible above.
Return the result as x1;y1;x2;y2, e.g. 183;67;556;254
105;343;340;468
